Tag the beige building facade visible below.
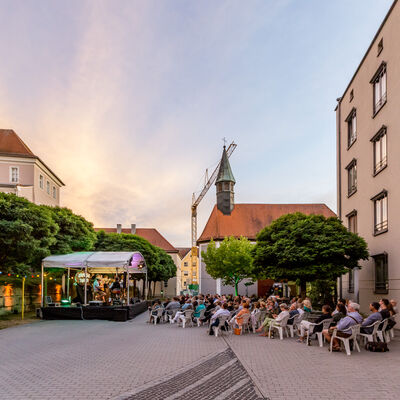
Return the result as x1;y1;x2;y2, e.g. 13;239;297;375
0;129;64;206
336;0;399;311
177;247;199;293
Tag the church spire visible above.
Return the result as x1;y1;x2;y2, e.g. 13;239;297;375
215;145;235;215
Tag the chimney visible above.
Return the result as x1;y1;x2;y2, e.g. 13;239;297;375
116;224;122;234
131;224;136;234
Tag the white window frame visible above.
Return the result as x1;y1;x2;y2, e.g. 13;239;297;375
52;186;57;199
9;166;19;183
39;175;44;189
46;181;50;195
372;63;387;115
372;191;388;235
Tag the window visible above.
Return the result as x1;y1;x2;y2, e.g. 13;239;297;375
349;89;354;102
193;271;197;276
184;262;188;267
192;261;196;267
52;186;57;199
371;63;387;115
346;109;357;147
371;126;387;175
372;190;388;235
10;167;19;183
347;210;357;234
348;269;354;293
39;175;44;189
377;38;383;56
46;181;50;194
183;281;187;287
373;253;388;294
346;159;357;196
184;271;188;276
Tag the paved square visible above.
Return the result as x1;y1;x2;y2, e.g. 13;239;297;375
0;312;399;399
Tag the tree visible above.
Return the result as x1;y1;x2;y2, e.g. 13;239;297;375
202;236;254;296
0;193;58;274
94;231;176;296
252;213;369;298
42;206;97;254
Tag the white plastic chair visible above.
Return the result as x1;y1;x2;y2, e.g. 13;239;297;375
377;319;389;342
168;308;179;323
306;318;333;347
251;309;260;333
330;324;361;356
213;315;230;337
287;314;301;338
358;320;381;344
269;314;290;340
153;308;164;325
238;313;251;335
181;310;194;328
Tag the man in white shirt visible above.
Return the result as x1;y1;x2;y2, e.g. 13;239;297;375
209;303;231;335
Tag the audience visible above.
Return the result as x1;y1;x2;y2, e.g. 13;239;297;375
150;292;397;352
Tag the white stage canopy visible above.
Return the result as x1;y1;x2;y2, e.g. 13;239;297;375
42;251;147;271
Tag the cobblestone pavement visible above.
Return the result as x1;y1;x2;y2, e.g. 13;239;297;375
1;312;399;400
225;329;400;400
117;348;262;400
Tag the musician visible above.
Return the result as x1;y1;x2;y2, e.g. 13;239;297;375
74;270;91;303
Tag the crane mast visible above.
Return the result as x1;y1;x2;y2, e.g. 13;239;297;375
191;142;237;248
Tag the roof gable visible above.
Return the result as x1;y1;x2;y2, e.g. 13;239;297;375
0;129;35;157
198;203;336;243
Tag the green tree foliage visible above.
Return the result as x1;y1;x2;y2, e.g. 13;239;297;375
252;213;369;297
202;236;253;296
0;193;58;273
42;206;97;254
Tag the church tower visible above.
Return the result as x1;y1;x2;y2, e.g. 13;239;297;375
215;145;236;215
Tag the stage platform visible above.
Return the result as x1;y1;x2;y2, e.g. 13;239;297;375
40;301;148;322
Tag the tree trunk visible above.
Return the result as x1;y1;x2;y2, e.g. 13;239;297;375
133;279;137;297
300;280;307;299
234;281;238;297
153;281;156;297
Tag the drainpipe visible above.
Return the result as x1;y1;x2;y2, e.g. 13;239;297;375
336;97;343;299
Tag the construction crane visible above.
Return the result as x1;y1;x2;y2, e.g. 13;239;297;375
191;142;237;249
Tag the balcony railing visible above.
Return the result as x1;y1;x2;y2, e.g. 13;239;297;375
374;156;387;174
375;220;388;234
374;92;387;114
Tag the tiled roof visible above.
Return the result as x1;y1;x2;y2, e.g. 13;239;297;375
176;247;191;259
94;227;178;253
0;129;35;157
197;203;336;243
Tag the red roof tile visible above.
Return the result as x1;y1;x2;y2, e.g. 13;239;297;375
0;129;35;157
197;203;336;243
94;227;178;253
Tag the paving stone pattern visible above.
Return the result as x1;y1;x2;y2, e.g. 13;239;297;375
1;311;399;400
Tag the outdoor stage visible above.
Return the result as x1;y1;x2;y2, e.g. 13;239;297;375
41;301;148;322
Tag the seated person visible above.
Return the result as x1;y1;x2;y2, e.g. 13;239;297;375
209;303;231;335
194;301;206;319
287;303;299;325
110;277;122;299
255;303;290;337
360;302;382;334
332;298;347;315
331;303;347;327
148;300;162;323
230;303;250;328
165;297;181;317
171;301;194;324
303;299;312;313
322;302;362;351
93;275;106;302
297;305;332;342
